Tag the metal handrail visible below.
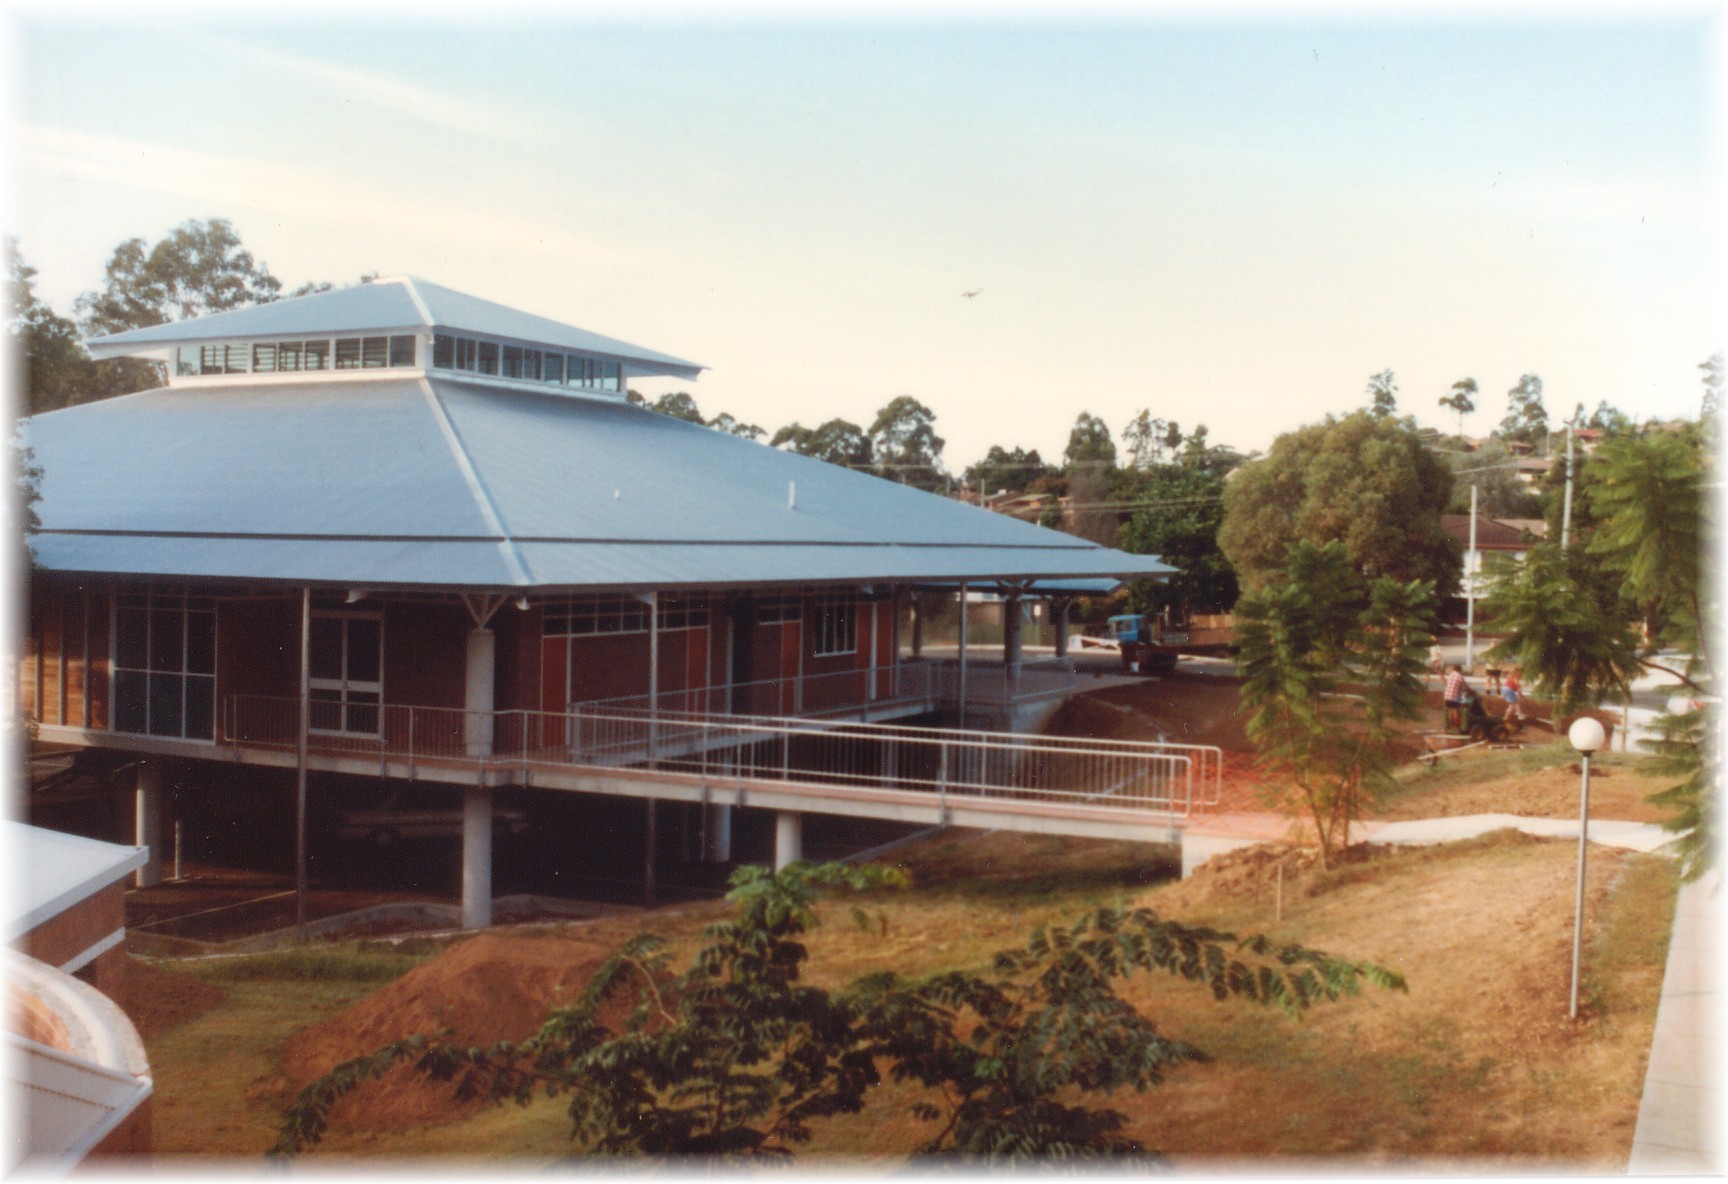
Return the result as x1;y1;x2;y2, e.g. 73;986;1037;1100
547;706;1198;815
223;693;1213;818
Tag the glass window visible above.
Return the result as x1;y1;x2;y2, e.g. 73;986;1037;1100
111;588;216;741
334;338;363;369
542;353;564;384
523;349;542;380
389;335;416;367
813;596;857;657
604;361;621;391
361;336;389;368
176;347;200;377
252;343;277;372
477;341;499;375
278;341;304;372
433;334;456;369
304;339;331;370
501;345;524;378
457;337;477;371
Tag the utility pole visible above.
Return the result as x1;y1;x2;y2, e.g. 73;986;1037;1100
1561;423;1576;550
1466;483;1478;670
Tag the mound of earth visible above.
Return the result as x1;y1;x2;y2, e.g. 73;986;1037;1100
282;933;636;1133
124;956;229;1041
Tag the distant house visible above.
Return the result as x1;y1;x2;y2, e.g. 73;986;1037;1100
18;277;1183;929
1442;514;1544;619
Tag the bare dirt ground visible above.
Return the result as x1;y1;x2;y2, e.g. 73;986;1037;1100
278;933;624;1134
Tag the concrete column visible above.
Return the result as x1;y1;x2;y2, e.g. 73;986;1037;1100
464;628;496;758
774;810;803;871
461;785;492;929
704;803;733;862
1003;593;1023;691
1053;599;1070;659
133;760;162;888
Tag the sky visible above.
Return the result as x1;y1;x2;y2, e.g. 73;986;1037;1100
4;3;1724;473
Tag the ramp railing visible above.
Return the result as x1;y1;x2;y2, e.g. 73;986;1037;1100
224;694;1221;818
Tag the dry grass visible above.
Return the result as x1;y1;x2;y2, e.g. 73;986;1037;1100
139;821;1679;1169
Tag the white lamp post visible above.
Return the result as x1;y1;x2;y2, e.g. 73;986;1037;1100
1567;715;1607;1019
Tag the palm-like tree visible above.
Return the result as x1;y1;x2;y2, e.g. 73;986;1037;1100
1438;378;1478;438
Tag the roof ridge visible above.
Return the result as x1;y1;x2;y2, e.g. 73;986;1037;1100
416;376;534;587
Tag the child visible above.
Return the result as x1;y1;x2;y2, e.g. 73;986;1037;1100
1502;667;1523;726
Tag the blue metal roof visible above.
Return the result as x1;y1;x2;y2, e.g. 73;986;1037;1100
24;376;1177;593
82;276;703;379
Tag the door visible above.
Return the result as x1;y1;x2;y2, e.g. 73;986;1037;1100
309;612;383;737
728;596;755;713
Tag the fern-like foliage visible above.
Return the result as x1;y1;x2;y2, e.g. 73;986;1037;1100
1237;540;1436;865
272;863;1402;1166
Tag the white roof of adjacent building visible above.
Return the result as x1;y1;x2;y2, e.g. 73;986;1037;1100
25;374;1175;592
83;275;704;380
2;823;148;942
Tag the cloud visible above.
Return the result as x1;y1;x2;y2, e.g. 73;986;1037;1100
18;124;643;269
187;31;549;145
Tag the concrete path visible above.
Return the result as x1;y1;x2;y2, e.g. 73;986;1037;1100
1628;867;1720;1174
1358;813;1674;854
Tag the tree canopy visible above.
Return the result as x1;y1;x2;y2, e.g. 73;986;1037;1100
1445;439;1541;519
1365;370;1398;419
772;418;873;469
1118;464;1237;618
1495;373;1548;446
867;396;945;490
1062;411;1116;471
1438;378;1477;437
963;444;1055;499
1218;411;1458;597
8;241;96;416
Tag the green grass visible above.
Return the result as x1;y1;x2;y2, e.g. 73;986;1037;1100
170;943;436;984
1582;853;1681;1022
147;979;385;1157
1385;740;1646;798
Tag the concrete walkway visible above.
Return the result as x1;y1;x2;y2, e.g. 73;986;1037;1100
1628;867;1719;1174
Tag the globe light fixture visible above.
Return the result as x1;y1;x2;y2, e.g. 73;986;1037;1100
1567;715;1606;1019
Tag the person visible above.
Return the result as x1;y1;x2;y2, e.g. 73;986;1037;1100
1429;643;1445;687
1502;666;1523;727
1442;664;1468;733
1484;662;1503;695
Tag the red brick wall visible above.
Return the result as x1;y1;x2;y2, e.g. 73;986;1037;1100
18;882;126;995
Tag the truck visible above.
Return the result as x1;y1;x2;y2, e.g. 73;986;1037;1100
1107;614;1186;676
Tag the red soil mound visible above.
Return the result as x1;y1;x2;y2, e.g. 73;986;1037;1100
282;933;631;1133
123;956;229;1041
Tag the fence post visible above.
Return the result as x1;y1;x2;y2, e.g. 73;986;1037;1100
938;741;949;823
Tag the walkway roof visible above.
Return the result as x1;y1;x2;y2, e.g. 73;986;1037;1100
83;276;704;381
25;376;1176;594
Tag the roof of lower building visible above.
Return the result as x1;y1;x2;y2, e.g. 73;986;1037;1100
24;376;1175;593
3;823;149;942
82;276;703;380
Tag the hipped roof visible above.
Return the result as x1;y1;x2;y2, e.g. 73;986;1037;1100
25;376;1175;594
82;276;704;380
